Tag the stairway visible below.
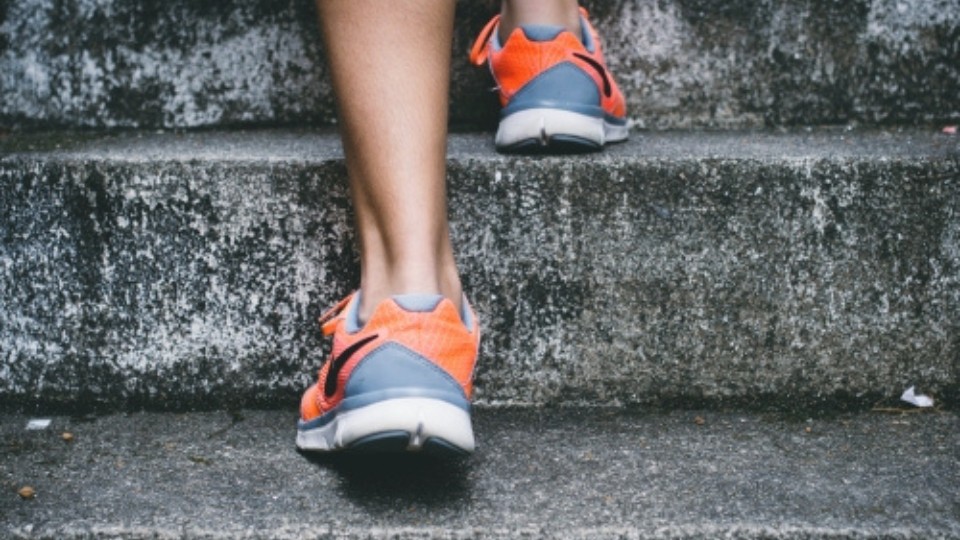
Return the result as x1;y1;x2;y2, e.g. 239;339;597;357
2;1;958;538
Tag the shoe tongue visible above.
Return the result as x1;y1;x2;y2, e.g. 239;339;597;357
519;24;566;42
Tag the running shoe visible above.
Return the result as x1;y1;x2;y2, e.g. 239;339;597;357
297;292;480;455
469;7;628;152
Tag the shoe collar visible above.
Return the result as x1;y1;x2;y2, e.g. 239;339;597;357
319;291;474;335
469;7;595;66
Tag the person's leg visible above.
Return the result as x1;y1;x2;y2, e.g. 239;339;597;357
499;0;581;41
315;0;460;322
299;1;478;455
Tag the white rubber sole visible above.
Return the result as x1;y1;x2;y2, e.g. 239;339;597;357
495;107;629;150
296;397;475;454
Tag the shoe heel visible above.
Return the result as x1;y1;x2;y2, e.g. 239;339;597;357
496;108;606;152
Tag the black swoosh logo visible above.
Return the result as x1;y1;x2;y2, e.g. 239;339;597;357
573;52;612;98
324;334;379;398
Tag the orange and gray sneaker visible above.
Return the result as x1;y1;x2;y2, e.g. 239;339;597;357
297;292;480;455
469;7;628;152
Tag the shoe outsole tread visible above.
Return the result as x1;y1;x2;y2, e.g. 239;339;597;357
344;431;471;458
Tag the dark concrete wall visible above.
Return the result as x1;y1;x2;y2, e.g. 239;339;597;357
1;130;957;410
1;0;958;130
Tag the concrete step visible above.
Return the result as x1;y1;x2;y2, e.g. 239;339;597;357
2;0;958;130
3;408;958;539
1;129;958;410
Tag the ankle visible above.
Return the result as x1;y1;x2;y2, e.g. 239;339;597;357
498;0;581;42
357;267;463;323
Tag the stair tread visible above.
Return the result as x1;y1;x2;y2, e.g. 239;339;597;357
2;128;957;162
3;408;958;539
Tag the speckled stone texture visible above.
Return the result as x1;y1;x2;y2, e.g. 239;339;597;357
1;130;957;410
1;0;958;130
2;409;959;539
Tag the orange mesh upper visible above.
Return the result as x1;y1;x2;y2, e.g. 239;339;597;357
301;294;480;422
469;9;626;119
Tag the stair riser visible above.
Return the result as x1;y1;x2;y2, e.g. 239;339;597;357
2;0;958;130
2;144;956;409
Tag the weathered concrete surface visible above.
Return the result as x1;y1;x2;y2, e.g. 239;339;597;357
0;129;957;410
1;0;958;130
2;408;958;539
